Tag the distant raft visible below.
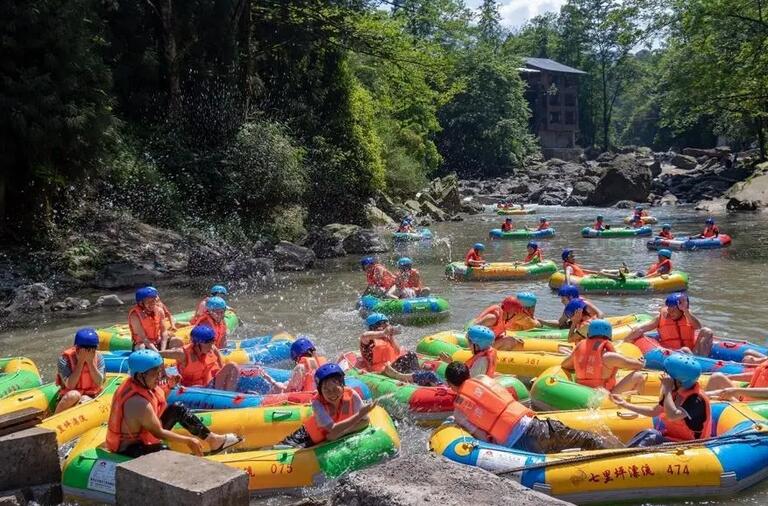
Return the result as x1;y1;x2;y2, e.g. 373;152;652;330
581;226;653;238
496;207;536;215
623;215;658;224
548;271;689;294
357;295;450;325
393;229;433;241
646;234;732;251
446;260;557;281
489;228;555;240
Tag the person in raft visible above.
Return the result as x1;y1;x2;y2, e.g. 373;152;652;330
500;217;514;232
266;337;328;393
465;243;486;268
562;298;601;343
445;362;615;452
624;292;715;357
697;217;719;238
191;284;228;320
593;215;607;231
629;214;645;228
521;241;542;264
281;363;377;448
561;320;646;394
158;325;240;391
128;287;174;351
359;313;440;385
537;217;551;230
633;205;648;218
396;215;414;233
386;257;430;299
106;349;241;457
55;328;106;413
658;223;674;239
472;296;528;351
636;248;673;278
552;285;604;329
561;249;600;283
613;354;712;446
705;354;768;400
190;296;229;348
360;256;396;297
439;325;498;377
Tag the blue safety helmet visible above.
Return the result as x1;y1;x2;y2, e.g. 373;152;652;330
206;296;227;311
516;292;537;308
505;217;512;222
473;243;485;251
706;218;715;224
662;224;671;230
128;349;164;375
398;257;413;268
596;215;604;220
562;248;574;261
360;256;375;267
210;284;228;296
664;354;701;389
635;206;643;211
366;313;389;329
564;298;587;318
527;241;539;250
290;338;316;361
587;319;613;339
191;325;216;344
466;325;495;351
658;249;672;258
135;286;158;304
74;328;99;348
315;363;345;388
558;285;580;299
665;292;685;307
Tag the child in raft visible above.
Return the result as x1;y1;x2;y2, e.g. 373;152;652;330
561;320;646;395
360;256;396;298
55;328;106;413
465;242;487;268
612;355;712;446
439;325;498;377
537;217;551;230
359;313;440;385
658;223;674;239
637;249;673;278
280;363;377;448
593;215;607;231
265;337;328;393
501;217;513;232
520;241;542;264
396;216;414;233
445;362;616;452
697;217;719;238
561;249;601;284
386;257;430;299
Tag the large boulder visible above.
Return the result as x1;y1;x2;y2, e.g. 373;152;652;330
2;283;54;313
584;154;652;206
93;262;162;289
670;153;698;170
365;205;397;227
343;229;389;254
96;294;124;306
221;256;275;282
187;244;227;277
271;241;315;271
304;224;361;258
726;170;768;210
421;201;448;221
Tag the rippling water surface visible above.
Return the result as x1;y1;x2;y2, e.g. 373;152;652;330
3;206;768;504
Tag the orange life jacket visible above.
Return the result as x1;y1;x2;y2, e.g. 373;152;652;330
466;348;497;377
647;258;672;276
749;362;768;388
658;309;696;350
659;383;711;441
476;304;506;339
524;250;542;263
178;344;221;387
396;269;421;290
537;222;550;230
105;378;167;452
157;299;174;328
56;347;102;397
501;222;513;232
190;313;228;348
702;225;719;238
465;249;483;266
303;388;357;444
573;338;617;390
659;230;674;239
297;356;327;391
128;305;163;346
360;338;402;373
454;376;533;444
563;260;585;277
367;264;395;290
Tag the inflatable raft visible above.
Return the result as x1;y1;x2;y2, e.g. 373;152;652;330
634;336;752;375
548;271;689;294
489;228;555;240
646;234;732;251
358;295;450;325
509;313;654;342
430;404;768;504
0;357;41;398
623;215;658;225
96;310;240;351
62;406;399;501
446;260;557;281
393;229;432;241
496;207;536;215
581;226;653;238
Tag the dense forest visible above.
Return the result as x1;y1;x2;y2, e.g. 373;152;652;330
1;0;766;246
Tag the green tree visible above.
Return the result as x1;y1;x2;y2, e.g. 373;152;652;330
478;0;503;49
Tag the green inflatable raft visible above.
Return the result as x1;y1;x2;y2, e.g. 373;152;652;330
358;295;450;325
446;260;557;281
0;357;42;398
549;271;689;294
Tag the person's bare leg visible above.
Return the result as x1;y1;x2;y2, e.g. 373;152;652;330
693;328;713;357
54;390;82;413
704;372;738;397
214;363;240;391
611;371;646;396
493;336;523;351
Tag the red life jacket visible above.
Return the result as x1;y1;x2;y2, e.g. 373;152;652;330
594;221;604;230
178;344;221;387
537;222;550;230
702;225;719;238
366;264;395;290
56;347;102;397
659;230;674;239
396;269;421;290
105;378;167;452
190;313;227;348
501;222;513;232
563;260;585;277
297;356;327;391
465;249;483;266
303;388;357;444
658;309;696;350
360;338;402;373
128;305;163;347
454;376;533;444
466;348;497;377
475;304;506;339
573;338;617;390
647;258;672;276
659;383;711;441
524;250;542;263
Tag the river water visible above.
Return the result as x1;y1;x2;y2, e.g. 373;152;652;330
3;205;768;504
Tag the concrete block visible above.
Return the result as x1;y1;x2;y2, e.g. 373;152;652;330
0;483;62;505
0;428;60;490
331;453;571;506
116;451;248;506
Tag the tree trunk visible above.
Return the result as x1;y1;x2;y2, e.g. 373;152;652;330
146;0;181;115
601;61;609;152
758;115;766;162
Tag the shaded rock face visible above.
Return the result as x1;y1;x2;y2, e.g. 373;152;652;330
272;241;315;272
584;154;652;206
671;153;698;170
726;166;768;210
2;283;54;313
343;229;389;254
